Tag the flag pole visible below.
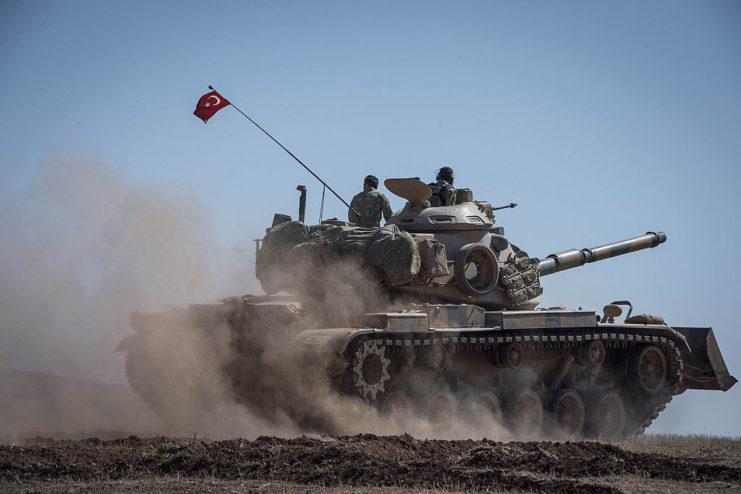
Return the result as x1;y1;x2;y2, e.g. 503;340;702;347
209;85;358;217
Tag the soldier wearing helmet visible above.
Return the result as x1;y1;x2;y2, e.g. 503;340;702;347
348;175;393;228
428;166;457;207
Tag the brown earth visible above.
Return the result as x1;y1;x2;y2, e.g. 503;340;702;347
1;434;739;493
2;368;739;492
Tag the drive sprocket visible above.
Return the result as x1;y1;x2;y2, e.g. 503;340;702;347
352;340;391;401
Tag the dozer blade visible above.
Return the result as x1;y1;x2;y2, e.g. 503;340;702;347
675;327;737;391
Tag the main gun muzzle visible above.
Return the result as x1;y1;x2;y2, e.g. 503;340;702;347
538;232;667;276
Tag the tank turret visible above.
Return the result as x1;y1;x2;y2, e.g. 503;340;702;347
379;179;667;310
255;178;668;311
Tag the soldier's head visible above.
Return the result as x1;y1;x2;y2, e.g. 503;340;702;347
363;175;379;189
436;166;454;184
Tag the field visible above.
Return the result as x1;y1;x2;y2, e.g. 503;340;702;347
2;366;739;493
1;434;740;493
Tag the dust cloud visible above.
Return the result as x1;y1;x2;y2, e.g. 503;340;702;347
0;152;513;442
217;254;514;441
0;152;264;438
1;154;222;382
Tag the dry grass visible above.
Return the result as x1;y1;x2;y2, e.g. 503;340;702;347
0;479;474;494
621;433;741;466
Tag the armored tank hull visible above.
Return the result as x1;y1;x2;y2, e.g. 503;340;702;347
118;179;736;439
121;292;734;439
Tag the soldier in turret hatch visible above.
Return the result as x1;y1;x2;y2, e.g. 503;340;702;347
348;174;393;228
428;166;457;207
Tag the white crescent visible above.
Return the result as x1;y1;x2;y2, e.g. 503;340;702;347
207;95;221;106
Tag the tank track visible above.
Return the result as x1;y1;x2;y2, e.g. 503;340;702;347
347;326;684;438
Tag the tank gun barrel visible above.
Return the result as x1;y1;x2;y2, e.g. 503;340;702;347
538;231;666;276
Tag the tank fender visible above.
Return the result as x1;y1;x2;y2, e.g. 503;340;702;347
360;313;428;332
597;321;689;351
292;328;377;356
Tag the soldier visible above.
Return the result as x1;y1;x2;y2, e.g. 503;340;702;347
428;166;456;207
348;175;393;228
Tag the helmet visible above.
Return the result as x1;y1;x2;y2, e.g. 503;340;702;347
364;175;379;189
436;166;454;184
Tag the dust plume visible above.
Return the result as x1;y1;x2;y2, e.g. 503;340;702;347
191;253;515;441
0;152;514;441
1;154;219;381
0;151;272;438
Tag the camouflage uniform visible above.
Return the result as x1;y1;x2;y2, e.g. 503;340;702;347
348;187;393;228
427;179;456;207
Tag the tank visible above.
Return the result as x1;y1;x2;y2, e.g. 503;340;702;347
118;178;736;439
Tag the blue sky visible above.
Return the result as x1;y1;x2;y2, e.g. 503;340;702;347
1;1;740;435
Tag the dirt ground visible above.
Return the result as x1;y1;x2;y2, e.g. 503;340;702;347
1;434;739;494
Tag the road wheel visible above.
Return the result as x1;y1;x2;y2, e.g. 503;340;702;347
473;391;503;424
586;392;626;440
382;390;414;428
426;392;456;425
550;390;585;439
506;390;543;439
627;345;667;394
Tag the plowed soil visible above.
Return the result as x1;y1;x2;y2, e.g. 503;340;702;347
2;434;739;493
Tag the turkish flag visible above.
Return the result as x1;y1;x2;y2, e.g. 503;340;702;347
193;90;230;123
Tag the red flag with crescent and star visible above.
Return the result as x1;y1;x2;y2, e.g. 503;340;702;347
193;90;230;123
